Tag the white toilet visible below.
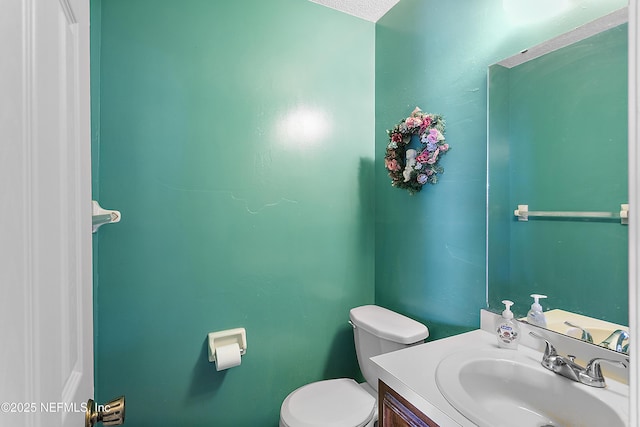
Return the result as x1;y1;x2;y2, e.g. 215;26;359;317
279;305;429;427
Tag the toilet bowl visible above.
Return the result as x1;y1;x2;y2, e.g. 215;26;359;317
279;379;376;427
279;305;429;427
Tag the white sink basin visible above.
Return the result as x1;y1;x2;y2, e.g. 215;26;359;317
436;349;627;427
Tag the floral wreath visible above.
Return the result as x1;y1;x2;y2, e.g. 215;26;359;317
384;107;449;194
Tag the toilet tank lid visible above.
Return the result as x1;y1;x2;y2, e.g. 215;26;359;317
349;305;429;344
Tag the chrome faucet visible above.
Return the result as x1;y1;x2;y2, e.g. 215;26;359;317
563;321;593;343
599;329;629;353
530;332;627;388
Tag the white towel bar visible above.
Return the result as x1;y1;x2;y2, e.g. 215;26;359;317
514;204;628;225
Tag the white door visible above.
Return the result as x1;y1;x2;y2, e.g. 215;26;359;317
0;0;93;426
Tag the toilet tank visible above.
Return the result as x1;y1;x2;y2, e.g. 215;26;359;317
349;305;429;390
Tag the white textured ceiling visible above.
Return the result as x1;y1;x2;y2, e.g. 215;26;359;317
310;0;400;22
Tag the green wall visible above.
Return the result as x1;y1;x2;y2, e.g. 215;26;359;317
374;0;627;339
487;24;628;322
93;1;374;425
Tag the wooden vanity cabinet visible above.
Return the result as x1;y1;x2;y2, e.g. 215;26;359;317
379;380;441;427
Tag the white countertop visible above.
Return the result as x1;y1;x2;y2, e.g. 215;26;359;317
371;329;494;427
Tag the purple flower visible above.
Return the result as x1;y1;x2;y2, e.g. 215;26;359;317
416;174;428;184
427;128;439;143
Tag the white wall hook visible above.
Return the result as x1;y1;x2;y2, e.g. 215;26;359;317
92;200;121;233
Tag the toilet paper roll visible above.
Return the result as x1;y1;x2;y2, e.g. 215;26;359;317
215;343;242;371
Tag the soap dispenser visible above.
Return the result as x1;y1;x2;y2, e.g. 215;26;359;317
496;300;520;349
527;294;548;328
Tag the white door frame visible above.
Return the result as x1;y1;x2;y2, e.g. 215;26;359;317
628;1;639;425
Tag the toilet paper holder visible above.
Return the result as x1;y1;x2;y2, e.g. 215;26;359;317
207;328;247;363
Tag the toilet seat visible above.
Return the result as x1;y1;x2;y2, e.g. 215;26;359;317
280;378;376;427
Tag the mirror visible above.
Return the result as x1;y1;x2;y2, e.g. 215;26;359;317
486;8;629;352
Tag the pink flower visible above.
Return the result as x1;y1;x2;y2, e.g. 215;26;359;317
420;116;432;131
405;117;422;128
440;143;449;152
411;106;422;116
426;169;434;176
426;149;440;164
416;151;430;163
385;158;400;171
391;132;403;143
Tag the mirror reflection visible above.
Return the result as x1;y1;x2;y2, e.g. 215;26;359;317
486;9;628;352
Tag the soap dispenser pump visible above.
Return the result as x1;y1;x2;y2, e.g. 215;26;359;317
527;294;547;328
496;300;520;349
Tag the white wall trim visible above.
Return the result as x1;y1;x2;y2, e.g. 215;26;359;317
21;1;37;426
497;7;628;68
628;0;639;425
